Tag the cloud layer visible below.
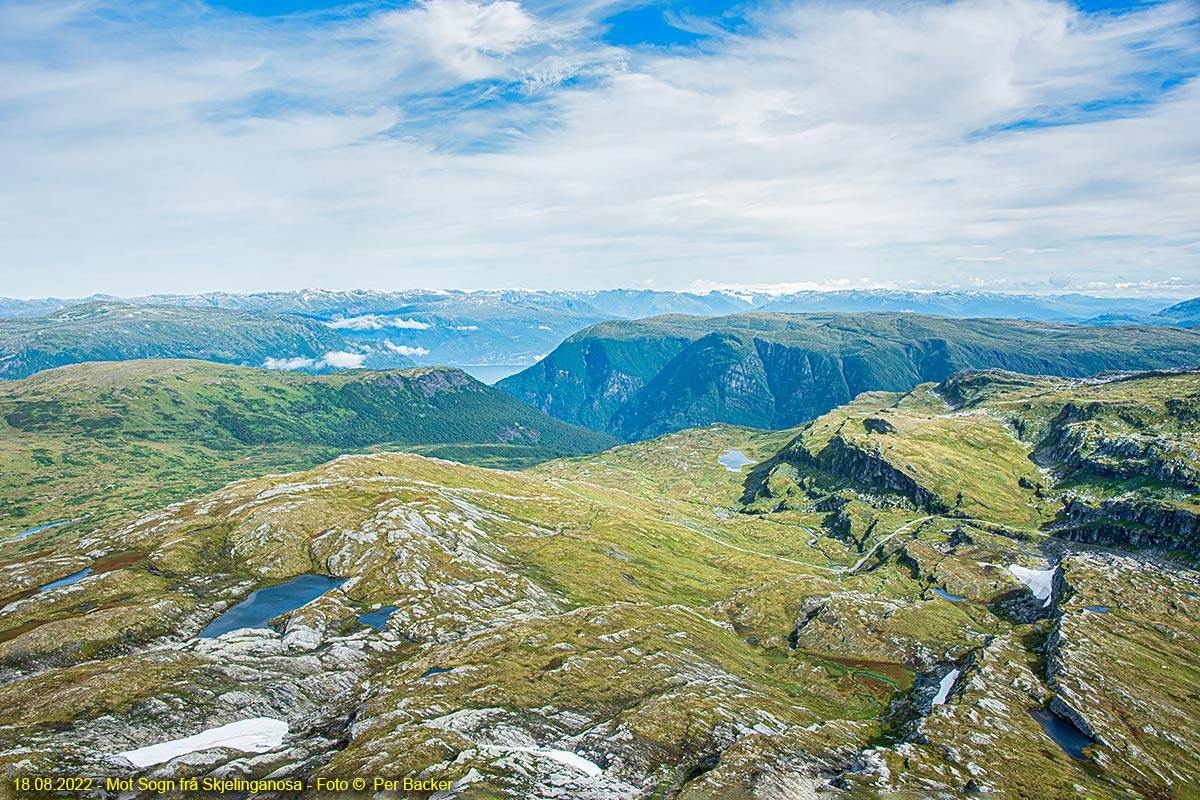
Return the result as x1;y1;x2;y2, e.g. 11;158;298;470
1;0;1197;296
262;350;366;369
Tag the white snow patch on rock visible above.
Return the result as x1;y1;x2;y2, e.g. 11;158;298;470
933;669;961;705
1009;564;1057;606
117;718;288;768
481;745;603;777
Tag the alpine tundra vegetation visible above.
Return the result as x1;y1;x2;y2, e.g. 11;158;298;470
0;368;1197;798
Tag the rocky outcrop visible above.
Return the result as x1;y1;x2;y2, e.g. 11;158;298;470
1045;416;1200;492
818;435;952;514
1055;498;1200;555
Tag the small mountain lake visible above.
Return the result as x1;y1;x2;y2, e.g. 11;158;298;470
718;449;756;472
39;568;93;592
931;587;966;602
1029;707;1095;760
10;519;79;541
1084;605;1110;614
358;606;398;629
199;575;346;638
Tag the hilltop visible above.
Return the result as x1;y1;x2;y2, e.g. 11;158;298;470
499;312;1200;440
1151;297;1200;327
0;360;618;539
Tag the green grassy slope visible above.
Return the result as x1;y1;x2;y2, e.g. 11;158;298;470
0;301;411;380
0;359;619;539
498;312;1200;440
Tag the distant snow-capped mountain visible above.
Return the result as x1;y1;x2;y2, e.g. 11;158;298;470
0;288;1189;369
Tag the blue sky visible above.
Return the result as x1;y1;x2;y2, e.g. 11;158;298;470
0;0;1197;297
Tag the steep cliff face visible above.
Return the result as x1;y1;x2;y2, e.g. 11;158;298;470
610;332;775;440
818;435;954;514
499;312;1200;441
742;369;1200;555
1047;420;1200;492
497;325;692;434
1056;498;1200;552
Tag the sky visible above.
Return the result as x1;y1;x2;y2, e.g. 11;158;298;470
0;0;1198;298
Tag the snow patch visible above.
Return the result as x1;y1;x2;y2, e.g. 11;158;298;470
932;669;961;705
481;745;602;777
1009;564;1057;606
117;717;288;768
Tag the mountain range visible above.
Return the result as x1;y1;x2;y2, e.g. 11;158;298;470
0;301;412;381
1;289;1195;370
498;312;1200;441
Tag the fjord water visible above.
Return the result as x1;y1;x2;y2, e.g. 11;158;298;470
460;364;527;384
199;575;346;638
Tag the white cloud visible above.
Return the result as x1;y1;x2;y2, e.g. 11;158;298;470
327;315;432;330
262;355;316;370
452;324;479;330
320;350;367;368
0;0;1197;297
370;0;541;82
262;350;366;370
383;341;431;356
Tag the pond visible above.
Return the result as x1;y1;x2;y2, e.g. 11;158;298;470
931;587;966;602
1083;605;1110;614
1029;707;1095;760
718;449;756;472
199;575;346;638
358;606;398;629
10;519;79;541
39;568;93;592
